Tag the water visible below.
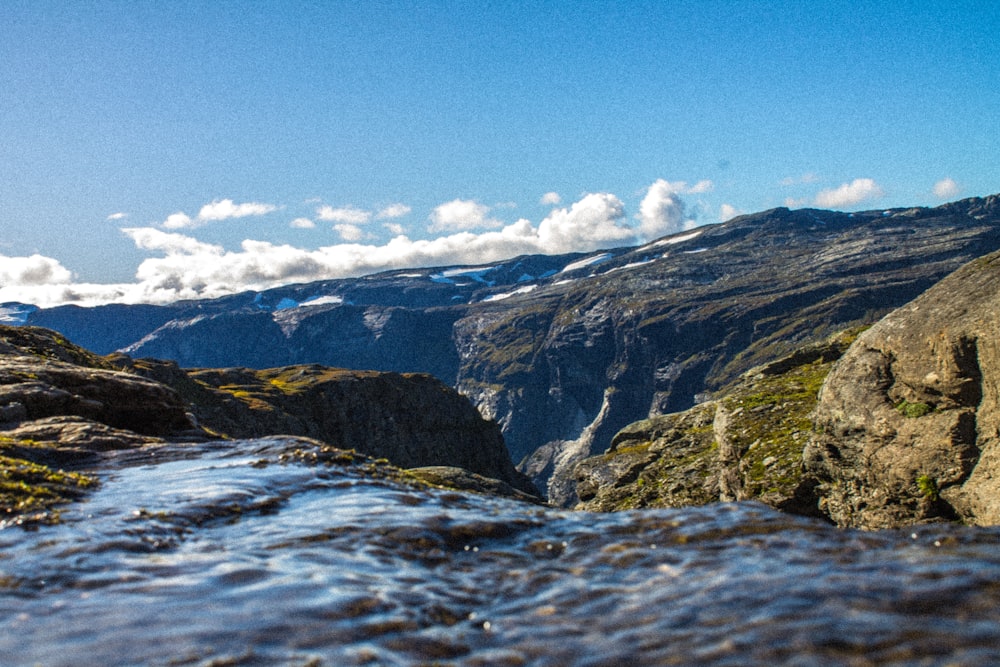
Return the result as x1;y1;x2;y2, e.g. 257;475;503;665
2;438;1000;666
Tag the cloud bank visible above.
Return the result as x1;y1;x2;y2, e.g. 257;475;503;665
0;179;742;308
0;191;657;308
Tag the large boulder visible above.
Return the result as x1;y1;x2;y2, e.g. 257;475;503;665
805;250;1000;528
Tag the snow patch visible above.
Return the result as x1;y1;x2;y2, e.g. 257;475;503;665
300;295;344;307
482;284;538;302
650;230;703;248
0;302;37;324
560;253;613;274
682;247;709;254
604;259;654;274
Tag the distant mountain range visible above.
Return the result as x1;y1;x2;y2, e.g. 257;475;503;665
9;194;1000;503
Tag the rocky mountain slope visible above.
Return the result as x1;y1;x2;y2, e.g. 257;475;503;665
16;194;1000;503
0;325;536;521
574;329;859;515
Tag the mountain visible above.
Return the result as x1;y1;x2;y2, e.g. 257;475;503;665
21;195;1000;503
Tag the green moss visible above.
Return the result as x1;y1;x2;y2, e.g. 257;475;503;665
0;450;96;522
917;474;939;501
897;400;933;418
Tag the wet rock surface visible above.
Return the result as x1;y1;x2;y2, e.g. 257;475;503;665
3;438;1000;666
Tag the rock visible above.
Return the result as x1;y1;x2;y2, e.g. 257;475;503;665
407;466;544;504
0;327;194;436
5;416;164;452
112;358;539;498
805;250;1000;528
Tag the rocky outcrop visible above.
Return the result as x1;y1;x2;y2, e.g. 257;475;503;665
112;358;538;497
1;325;539;520
804;250;1000;529
0;327;194;436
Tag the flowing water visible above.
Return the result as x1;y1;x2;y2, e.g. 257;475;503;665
2;437;1000;666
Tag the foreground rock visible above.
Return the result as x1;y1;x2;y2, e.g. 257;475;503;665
1;326;538;521
110;357;537;497
805;249;1000;529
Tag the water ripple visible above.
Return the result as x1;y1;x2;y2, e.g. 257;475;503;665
1;438;1000;666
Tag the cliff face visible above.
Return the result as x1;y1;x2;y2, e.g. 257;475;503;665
21;195;1000;503
805;249;1000;529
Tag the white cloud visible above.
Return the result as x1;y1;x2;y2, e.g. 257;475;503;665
719;204;742;221
538;193;635;252
540;192;562;206
383;222;406;235
161;199;277;229
933;178;960;199
686;179;714;194
376;203;411;219
107;212;127;221
290;217;315;229
428;199;501;232
637;179;698;239
7;192;684;308
334;223;365;242
0;253;73;287
199;199;277;221
316;205;372;225
163;212;195;229
122;227;224;256
814;178;885;208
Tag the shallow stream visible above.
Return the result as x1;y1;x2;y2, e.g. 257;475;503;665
2;438;1000;666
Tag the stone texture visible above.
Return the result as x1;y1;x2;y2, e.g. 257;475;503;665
805;250;1000;528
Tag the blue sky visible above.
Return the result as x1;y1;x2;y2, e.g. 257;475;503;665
2;0;998;306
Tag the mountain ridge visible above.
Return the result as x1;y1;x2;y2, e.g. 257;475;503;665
15;194;1000;502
